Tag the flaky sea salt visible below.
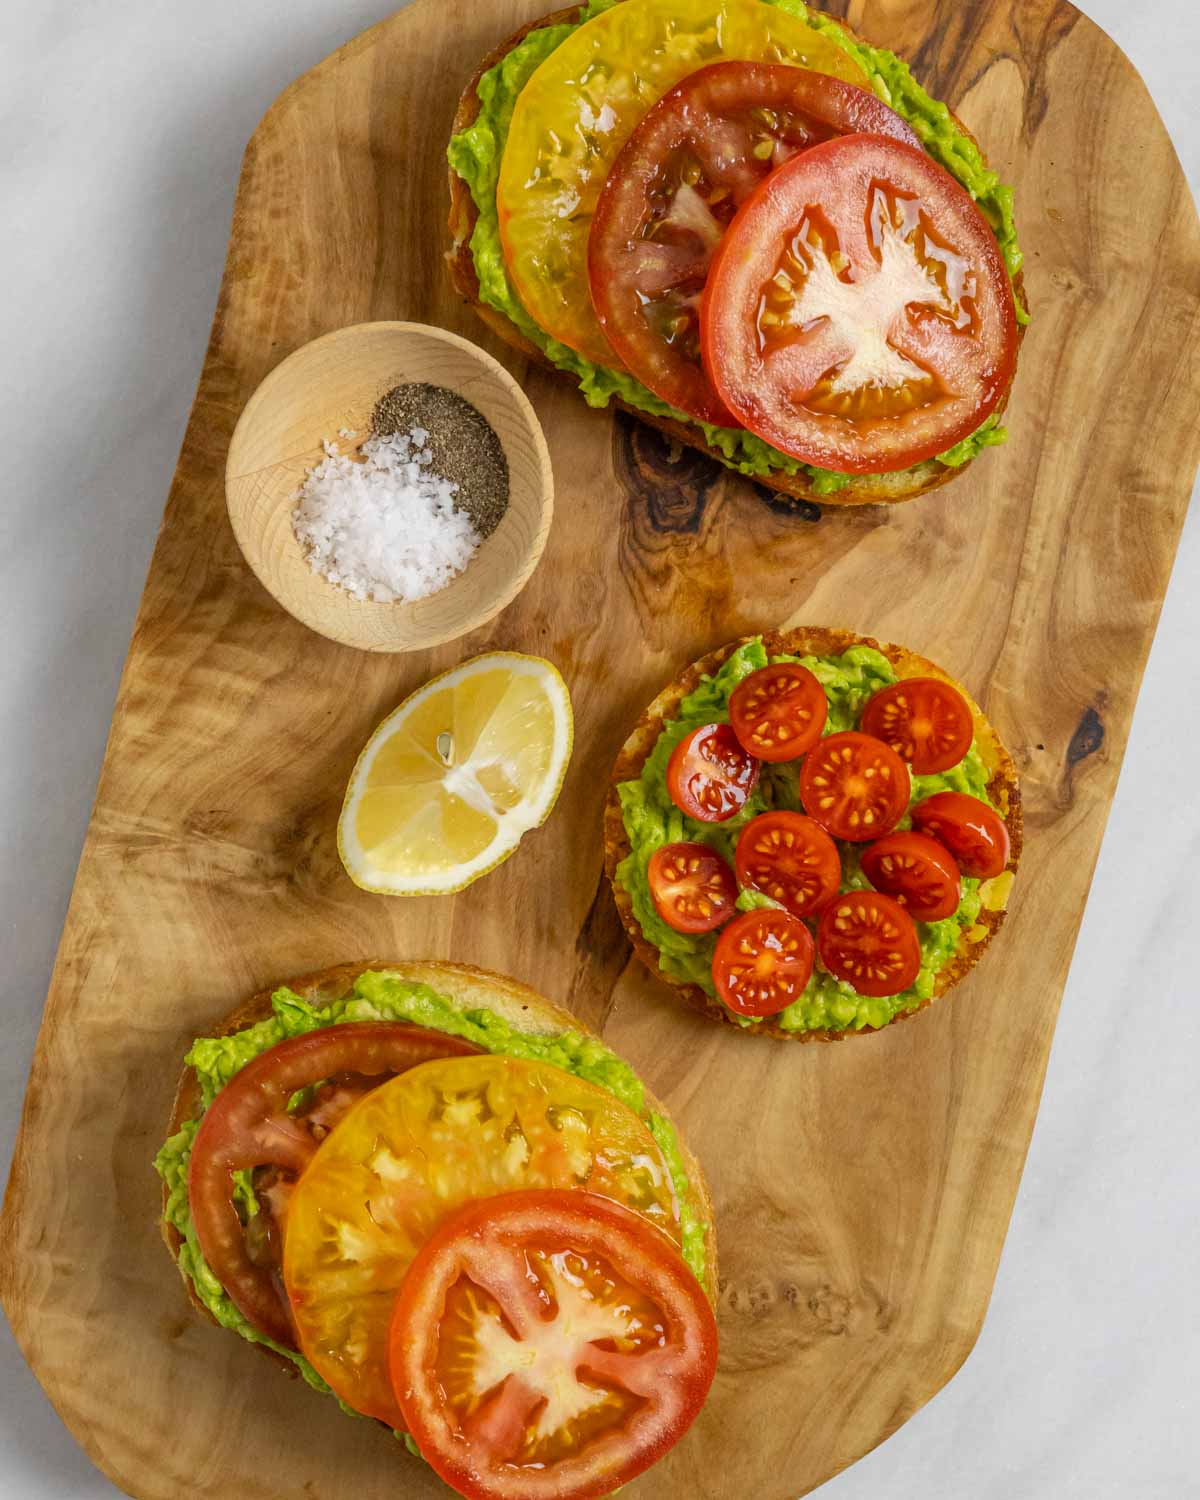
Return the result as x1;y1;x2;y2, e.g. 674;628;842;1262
292;430;480;604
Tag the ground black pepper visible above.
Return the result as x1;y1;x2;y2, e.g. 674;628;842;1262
371;382;510;538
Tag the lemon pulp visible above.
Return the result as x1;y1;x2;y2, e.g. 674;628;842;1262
339;654;573;895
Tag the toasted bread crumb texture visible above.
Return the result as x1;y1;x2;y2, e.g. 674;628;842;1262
446;0;1027;500
604;631;1022;1041
156;962;716;1415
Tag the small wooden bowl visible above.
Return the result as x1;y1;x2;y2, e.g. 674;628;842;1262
226;322;553;652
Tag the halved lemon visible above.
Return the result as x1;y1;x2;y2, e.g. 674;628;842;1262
338;653;573;895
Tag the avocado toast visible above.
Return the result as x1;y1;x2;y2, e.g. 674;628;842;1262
604;629;1022;1040
159;959;715;1367
447;0;1029;506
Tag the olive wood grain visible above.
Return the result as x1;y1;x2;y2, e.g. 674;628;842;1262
2;1;1198;1498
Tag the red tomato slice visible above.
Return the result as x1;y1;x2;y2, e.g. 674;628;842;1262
389;1190;717;1500
860;677;973;774
817;890;921;997
648;841;738;933
911;790;1010;878
860;830;961;921
734;811;841;917
728;661;829;762
701;133;1018;473
187;1022;478;1343
666;722;761;822
712;908;815;1016
798;730;909;842
589;63;918;424
284;1057;686;1425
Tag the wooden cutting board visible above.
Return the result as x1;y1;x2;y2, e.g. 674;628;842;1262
3;1;1198;1496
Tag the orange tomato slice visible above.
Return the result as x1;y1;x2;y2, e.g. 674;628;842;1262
497;0;867;366
282;1055;683;1426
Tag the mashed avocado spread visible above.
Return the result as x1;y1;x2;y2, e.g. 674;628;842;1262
154;972;707;1423
615;640;992;1032
447;0;1027;495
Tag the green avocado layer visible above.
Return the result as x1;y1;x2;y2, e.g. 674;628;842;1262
615;640;993;1032
155;972;707;1421
447;0;1027;495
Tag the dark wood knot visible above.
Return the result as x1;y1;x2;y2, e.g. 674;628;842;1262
613;411;723;535
1067;704;1105;768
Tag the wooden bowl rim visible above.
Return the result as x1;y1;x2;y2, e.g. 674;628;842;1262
224;319;553;653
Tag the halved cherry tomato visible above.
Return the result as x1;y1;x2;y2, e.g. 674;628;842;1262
728;661;828;762
911;790;1010;878
712;908;814;1016
735;811;840;918
817;890;921;997
186;1022;479;1345
588;62;918;424
860;677;973;774
648;841;738;933
860;830;961;921
666;722;760;822
283;1056;686;1425
798;730;909;842
701;133;1018;474
389;1190;717;1500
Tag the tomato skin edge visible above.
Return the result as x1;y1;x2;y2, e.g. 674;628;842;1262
389;1190;718;1500
728;661;828;763
860;829;962;922
816;890;922;999
666;722;761;823
187;1021;480;1346
860;677;974;775
648;841;738;934
797;730;910;843
282;1054;690;1430
734;811;841;918
712;907;816;1016
700;134;1019;475
588;63;920;429
911;790;1011;878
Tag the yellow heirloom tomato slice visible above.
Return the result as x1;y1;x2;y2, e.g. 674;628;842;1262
497;0;867;367
282;1055;683;1427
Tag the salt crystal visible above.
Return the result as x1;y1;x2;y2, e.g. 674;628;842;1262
292;431;481;604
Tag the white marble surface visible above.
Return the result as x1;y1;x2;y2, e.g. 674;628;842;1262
0;1;1196;1495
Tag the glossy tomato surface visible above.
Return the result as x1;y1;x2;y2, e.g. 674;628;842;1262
911;790;1010;877
497;0;869;366
589;62;917;423
798;730;910;841
187;1022;479;1344
666;721;760;822
648;841;738;933
389;1190;717;1500
282;1055;685;1426
860;676;974;774
702;133;1018;473
728;660;828;762
712;907;815;1015
734;811;841;918
817;890;922;997
860;830;961;921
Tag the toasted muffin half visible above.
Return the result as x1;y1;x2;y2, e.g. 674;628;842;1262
604;629;1022;1040
161;958;719;1387
446;3;1028;507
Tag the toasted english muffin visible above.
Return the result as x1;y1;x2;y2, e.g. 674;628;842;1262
446;3;1028;508
603;629;1022;1040
161;958;719;1378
